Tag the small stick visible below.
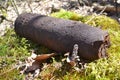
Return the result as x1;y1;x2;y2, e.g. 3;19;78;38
85;6;106;24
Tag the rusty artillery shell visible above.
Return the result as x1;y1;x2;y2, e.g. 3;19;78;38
14;13;110;62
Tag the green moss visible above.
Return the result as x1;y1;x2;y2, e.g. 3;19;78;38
51;9;83;21
0;29;51;79
0;29;29;57
81;15;120;30
0;67;25;80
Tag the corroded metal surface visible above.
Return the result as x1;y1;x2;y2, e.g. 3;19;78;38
14;13;110;62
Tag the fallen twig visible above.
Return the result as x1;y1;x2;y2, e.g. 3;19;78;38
0;15;13;23
93;3;120;12
85;6;106;24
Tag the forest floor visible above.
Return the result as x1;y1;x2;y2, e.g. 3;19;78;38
0;0;120;80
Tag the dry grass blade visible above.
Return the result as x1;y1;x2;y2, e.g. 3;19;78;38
10;0;19;15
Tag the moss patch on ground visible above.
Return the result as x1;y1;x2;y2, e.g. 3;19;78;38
51;9;83;21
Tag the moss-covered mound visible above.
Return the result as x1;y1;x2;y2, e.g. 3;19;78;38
51;9;120;80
